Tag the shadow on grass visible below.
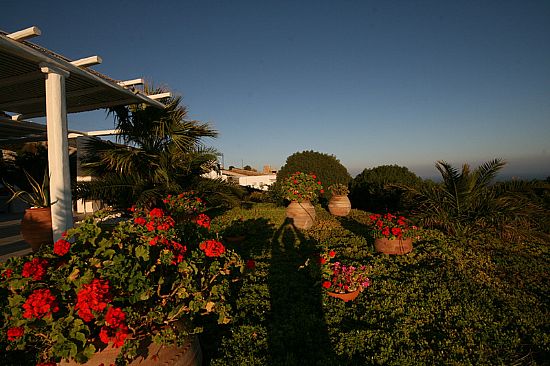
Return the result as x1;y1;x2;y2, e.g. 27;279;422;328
267;218;341;365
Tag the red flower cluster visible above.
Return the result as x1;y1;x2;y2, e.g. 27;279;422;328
6;326;24;341
2;268;13;279
36;362;56;366
99;306;129;348
199;239;225;257
194;213;211;229
22;288;59;319
369;213;411;239
21;258;48;281
133;207;175;232
246;259;256;269
147;235;187;264
53;238;71;256
75;279;112;322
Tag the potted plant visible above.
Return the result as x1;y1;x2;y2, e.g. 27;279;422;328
281;172;324;229
369;213;416;254
327;183;351;217
0;193;245;365
317;250;371;302
4;170;54;252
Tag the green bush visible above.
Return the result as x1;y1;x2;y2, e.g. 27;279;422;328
350;164;422;213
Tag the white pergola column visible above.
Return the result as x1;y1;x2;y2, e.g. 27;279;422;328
40;63;73;241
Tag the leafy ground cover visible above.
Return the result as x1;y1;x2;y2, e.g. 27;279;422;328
203;203;550;365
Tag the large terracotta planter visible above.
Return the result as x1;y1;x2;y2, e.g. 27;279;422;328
374;237;413;255
286;200;315;229
328;195;351;216
327;287;362;302
59;335;202;365
20;207;53;252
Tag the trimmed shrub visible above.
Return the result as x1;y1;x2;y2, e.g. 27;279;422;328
350;164;422;213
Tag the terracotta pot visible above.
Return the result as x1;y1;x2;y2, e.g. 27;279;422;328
328;195;351;216
59;335;202;365
374;237;413;255
20;207;53;252
327;287;362;302
285;201;315;229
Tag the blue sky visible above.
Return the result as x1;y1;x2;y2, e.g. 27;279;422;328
3;0;550;179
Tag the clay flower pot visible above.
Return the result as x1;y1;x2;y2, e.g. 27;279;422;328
286;200;315;229
374;237;413;255
328;195;351;216
20;207;53;252
59;335;202;365
326;287;362;302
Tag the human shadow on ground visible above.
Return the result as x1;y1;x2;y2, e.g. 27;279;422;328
266;218;341;365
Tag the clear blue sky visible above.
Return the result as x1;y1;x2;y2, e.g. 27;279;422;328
3;0;550;179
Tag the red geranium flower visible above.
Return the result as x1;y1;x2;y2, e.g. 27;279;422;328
22;258;48;281
246;259;256;269
149;208;164;218
75;278;112;322
7;326;24;341
22;288;59;319
199;239;225;257
53;239;71;256
322;281;332;289
134;217;147;226
2;269;13;279
194;213;211;229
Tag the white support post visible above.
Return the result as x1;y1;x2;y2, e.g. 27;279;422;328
40;63;73;242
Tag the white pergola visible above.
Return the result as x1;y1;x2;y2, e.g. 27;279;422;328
0;26;170;241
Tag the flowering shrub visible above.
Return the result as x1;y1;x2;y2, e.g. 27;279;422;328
328;183;349;196
281;172;324;202
317;250;371;294
0;193;244;365
162;191;205;216
369;213;416;240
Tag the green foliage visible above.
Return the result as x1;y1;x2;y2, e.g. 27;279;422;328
280;172;323;202
350;164;422;212
4;169;52;208
274;151;351;202
201;203;549;365
0;194;244;364
401;159;548;239
75;86;239;208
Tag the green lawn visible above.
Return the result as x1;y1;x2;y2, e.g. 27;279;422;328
201;203;550;365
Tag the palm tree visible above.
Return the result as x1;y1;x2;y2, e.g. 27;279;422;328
75;86;241;208
400;159;546;239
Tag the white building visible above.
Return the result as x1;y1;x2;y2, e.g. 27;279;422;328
203;168;277;191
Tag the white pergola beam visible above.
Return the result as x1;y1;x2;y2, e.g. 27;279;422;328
68;129;121;138
118;78;144;87
6;26;41;41
70;56;102;67
147;92;172;100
